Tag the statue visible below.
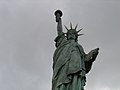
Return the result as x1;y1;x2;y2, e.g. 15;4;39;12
52;10;99;90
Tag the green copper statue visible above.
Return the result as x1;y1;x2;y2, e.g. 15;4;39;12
52;10;99;90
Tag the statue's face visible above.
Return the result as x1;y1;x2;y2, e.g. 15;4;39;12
67;30;76;40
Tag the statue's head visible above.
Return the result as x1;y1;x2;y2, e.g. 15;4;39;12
65;23;83;41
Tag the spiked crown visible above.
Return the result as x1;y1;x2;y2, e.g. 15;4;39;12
64;23;83;41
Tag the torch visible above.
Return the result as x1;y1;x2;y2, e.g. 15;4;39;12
54;10;63;22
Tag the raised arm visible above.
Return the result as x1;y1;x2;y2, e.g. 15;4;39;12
54;10;63;36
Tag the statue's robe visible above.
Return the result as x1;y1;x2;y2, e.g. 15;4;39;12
52;34;93;90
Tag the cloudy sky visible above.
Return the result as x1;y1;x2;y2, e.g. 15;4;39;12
0;0;120;90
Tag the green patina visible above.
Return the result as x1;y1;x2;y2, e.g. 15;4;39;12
52;10;99;90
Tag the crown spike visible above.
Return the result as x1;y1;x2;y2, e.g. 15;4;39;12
77;28;83;33
78;34;84;36
75;24;78;30
70;22;72;29
64;25;69;30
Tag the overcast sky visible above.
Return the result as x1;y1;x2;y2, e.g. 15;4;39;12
0;0;120;90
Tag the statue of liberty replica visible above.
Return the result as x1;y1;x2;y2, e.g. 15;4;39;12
52;10;99;90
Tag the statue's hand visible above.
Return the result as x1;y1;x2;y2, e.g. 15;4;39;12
56;16;61;22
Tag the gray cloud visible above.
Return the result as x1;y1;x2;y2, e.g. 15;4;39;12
0;0;120;90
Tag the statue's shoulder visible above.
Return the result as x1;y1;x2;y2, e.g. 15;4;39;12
74;42;85;54
54;34;67;47
67;42;80;52
74;42;82;48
